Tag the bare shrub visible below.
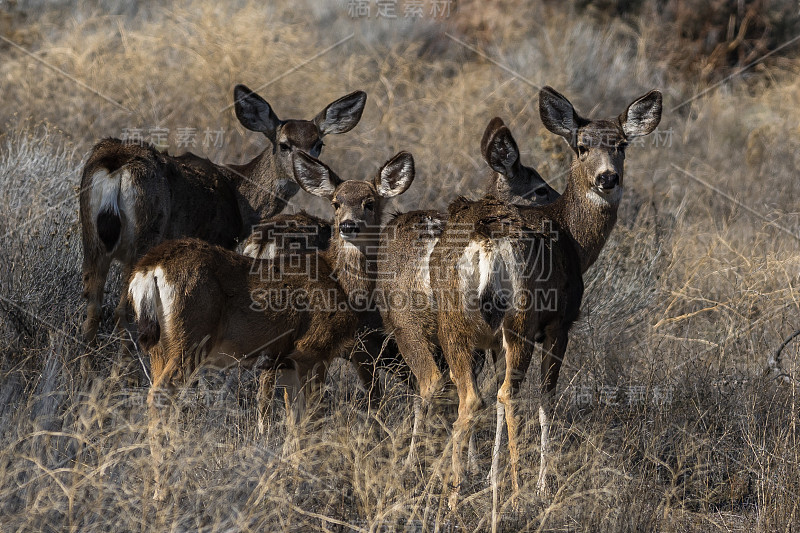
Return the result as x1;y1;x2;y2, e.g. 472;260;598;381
0;0;798;531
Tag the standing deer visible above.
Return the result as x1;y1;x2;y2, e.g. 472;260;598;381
128;149;414;500
377;117;559;469
385;87;662;513
241;145;421;406
286;150;416;405
79;84;366;355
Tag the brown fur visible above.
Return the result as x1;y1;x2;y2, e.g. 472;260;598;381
132;238;356;387
376;117;560;469
79;85;366;362
382;90;662;506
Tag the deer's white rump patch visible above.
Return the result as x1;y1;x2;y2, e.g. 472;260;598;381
128;266;176;336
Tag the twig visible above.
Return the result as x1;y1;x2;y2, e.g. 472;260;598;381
765;329;800;384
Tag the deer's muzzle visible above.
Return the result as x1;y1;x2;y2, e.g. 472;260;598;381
595;172;619;190
340;220;360;238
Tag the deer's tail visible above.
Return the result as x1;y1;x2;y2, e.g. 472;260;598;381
128;268;164;350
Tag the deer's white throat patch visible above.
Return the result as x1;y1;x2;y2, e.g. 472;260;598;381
243;241;276;260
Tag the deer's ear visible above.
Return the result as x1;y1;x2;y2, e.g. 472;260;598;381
292;151;341;199
375;151;415;198
539;86;580;147
234;84;282;142
314;91;367;136
481;117;520;176
620;90;662;138
481;117;506;159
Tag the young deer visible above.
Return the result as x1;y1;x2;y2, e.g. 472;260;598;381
128;150;414;500
288;150;416;405
429;87;661;509
376;117;559;468
241;118;557;408
79;84;366;354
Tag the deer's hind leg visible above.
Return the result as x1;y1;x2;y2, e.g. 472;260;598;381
147;348;180;502
391;326;444;470
535;325;567;496
81;251;112;346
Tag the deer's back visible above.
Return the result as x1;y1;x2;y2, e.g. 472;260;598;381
377;210;445;334
134;238;354;365
242;212;332;259
162;152;243;247
82;139;244;251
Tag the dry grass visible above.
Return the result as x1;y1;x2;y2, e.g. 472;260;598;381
1;0;799;531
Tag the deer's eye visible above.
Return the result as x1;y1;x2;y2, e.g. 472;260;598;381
577;145;588;158
364;200;374;211
279;142;291;152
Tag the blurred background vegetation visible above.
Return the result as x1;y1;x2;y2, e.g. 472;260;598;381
1;0;799;531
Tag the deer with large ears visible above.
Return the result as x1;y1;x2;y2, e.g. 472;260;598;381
243;117;560;407
376;117;559;470
404;87;661;512
128;149;414;500
79;84;366;358
287;150;416;404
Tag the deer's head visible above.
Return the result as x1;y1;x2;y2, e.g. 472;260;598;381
291;151;415;250
481;117;559;205
234;84;367;188
539;86;662;206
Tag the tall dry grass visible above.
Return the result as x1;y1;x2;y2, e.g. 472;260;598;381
1;0;799;531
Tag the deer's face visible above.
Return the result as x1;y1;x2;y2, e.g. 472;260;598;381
539;87;662;206
233;84;367;186
573;120;629;204
271;120;325;194
515;163;560;204
291;151;416;249
330;181;382;244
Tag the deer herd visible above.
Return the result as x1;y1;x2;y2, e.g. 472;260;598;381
79;84;662;508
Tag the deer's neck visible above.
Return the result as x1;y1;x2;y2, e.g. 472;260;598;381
324;232;376;310
228;149;298;238
552;168;619;273
486;172;525;205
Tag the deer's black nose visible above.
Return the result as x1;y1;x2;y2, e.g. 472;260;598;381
534;186;550;198
596;172;619;190
340;220;360;236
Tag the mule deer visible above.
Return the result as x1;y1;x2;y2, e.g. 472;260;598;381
286;150;416;405
376;117;559;468
128;150;414;500
387;88;662;512
79;84;366;357
241;118;557;409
